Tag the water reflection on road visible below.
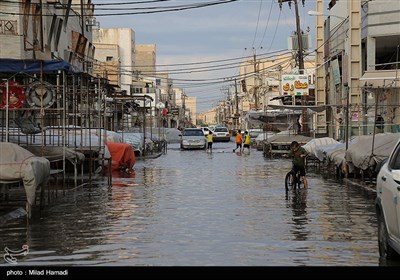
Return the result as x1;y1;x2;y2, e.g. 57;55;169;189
0;142;384;266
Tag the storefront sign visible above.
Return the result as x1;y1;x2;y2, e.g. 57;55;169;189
281;74;309;96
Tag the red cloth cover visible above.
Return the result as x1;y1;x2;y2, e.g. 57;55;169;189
106;142;136;171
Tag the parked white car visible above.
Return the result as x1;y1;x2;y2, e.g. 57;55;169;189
376;138;400;259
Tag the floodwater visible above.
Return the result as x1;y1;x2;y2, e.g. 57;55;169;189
0;141;384;266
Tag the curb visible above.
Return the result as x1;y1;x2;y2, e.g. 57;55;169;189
343;178;377;196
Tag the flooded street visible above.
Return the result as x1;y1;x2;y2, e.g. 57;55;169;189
0;142;381;266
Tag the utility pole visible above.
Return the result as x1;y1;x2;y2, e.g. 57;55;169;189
234;78;239;129
279;0;307;135
294;0;304;71
253;48;259;110
182;92;186;128
345;83;350;150
279;0;305;71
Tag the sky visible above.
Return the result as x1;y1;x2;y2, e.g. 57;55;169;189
94;0;319;112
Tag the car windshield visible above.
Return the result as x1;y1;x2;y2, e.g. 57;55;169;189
183;130;203;136
214;127;228;132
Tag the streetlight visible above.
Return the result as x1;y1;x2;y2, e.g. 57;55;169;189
307;10;347;20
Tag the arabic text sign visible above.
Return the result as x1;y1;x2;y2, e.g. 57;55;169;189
281;75;309;96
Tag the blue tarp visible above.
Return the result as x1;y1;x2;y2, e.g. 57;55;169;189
0;58;80;74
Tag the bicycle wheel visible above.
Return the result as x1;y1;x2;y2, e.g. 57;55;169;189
285;171;295;191
295;173;301;189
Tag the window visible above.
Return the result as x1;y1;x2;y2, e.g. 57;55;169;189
389;143;400;170
183;130;203;136
54;18;63;51
106;56;113;61
214;127;228;132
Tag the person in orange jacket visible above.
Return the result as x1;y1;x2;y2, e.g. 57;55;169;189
233;129;243;153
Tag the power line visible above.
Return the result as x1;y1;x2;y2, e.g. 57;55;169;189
0;0;239;17
257;0;274;49
251;0;263;48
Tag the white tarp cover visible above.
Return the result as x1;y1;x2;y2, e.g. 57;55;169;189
321;137;364;171
325;137;368;169
165;128;182;143
119;132;156;153
103;130;123;143
345;133;400;170
0;142;50;205
8;128;111;159
303;137;340;160
118;132;144;152
23;146;86;164
326;145;347;167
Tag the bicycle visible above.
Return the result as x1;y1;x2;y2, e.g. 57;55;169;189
285;164;302;192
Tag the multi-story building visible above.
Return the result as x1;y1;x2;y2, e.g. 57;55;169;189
92;28;135;94
359;0;400;134
0;0;113;181
314;0;400;140
0;0;95;72
135;44;156;77
197;108;216;126
0;0;99;124
185;96;197;127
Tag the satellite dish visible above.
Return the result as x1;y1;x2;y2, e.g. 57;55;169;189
26;81;56;108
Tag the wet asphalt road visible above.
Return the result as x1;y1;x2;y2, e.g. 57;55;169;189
0;141;387;266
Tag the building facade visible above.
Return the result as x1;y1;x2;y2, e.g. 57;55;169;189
315;0;400;140
92;28;135;94
0;0;95;73
135;44;156;77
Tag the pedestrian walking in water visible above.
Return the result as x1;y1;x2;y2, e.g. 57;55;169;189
242;130;251;154
206;131;213;153
233;129;243;153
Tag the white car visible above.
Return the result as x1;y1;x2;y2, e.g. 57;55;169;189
180;128;206;150
212;126;230;142
200;127;212;136
376;138;400;259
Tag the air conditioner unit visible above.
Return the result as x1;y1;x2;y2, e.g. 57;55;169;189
86;17;98;27
288;33;311;50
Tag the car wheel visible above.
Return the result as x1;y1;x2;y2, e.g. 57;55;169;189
378;211;398;259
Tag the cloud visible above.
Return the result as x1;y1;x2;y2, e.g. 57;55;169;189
98;0;316;112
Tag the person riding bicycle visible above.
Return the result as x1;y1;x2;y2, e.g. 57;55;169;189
287;141;309;188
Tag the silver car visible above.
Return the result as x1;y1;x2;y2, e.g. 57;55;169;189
180;128;206;150
376;138;400;259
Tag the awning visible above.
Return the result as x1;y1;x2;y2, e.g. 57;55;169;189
360;70;400;88
268;104;326;113
0;58;80;74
